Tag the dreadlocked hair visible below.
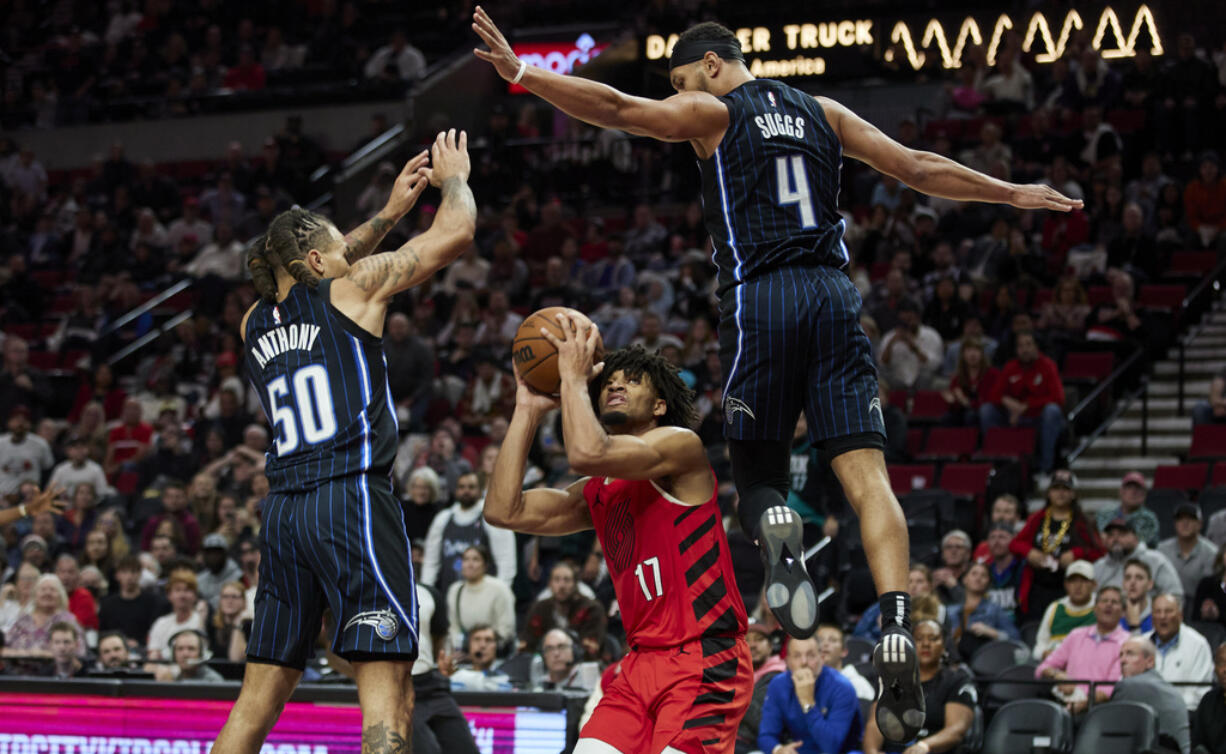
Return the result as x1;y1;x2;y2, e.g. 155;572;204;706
247;207;335;303
589;344;698;429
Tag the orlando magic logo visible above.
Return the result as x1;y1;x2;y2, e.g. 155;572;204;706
724;395;756;422
344;609;399;641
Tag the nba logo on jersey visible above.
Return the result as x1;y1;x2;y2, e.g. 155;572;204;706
272;306;282;325
768;92;777;107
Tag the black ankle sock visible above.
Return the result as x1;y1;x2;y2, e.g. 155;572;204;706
879;591;911;632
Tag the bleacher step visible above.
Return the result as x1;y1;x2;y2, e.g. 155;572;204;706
1109;416;1193;432
1071;455;1181;471
1154;360;1226;376
1147;380;1210;396
1087;435;1190;451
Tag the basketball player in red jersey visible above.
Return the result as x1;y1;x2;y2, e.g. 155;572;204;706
485;313;751;754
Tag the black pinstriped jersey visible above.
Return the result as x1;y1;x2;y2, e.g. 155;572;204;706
243;279;398;493
699;78;849;294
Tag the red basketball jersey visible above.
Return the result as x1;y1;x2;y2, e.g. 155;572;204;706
583;473;747;649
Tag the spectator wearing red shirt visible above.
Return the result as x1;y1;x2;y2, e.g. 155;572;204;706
104;398;153;477
54;553;99;632
1184;151;1226;248
1041;207;1089;277
942;337;998;426
979;332;1066;473
1011;470;1105;621
139;480;203;555
222;46;266;92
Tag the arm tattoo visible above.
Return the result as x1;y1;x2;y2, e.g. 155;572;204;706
348;243;421;294
441;176;477;223
344;214;396;264
362;721;410;754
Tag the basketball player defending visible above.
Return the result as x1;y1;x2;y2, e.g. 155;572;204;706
486;323;752;754
473;8;1082;743
214;130;475;753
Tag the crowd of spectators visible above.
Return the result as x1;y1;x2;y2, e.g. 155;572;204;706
2;7;1226;754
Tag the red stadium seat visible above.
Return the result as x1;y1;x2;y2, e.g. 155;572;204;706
1167;252;1218;278
940;463;993;498
870;261;892;282
1137;284;1186;310
30;269;66;289
1213;462;1226;488
919;427;979;460
1087;286;1113;306
1152;463;1210;492
1031;288;1053;311
114;471;141;496
910;390;949;422
1106;108;1146;133
1189;426;1226;461
888;464;937;495
975;427;1037;460
889;389;910;413
906;428;926;459
1062;352;1114;381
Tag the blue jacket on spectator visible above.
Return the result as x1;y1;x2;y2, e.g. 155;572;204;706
945;599;1020;640
758;666;862;754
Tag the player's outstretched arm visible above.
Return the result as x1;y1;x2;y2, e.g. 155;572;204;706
341;150;431;264
472;6;727;143
484;367;594;536
343;129;476;301
818;96;1084;212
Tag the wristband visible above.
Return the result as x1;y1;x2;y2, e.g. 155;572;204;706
18;503;27;518
510;59;528;85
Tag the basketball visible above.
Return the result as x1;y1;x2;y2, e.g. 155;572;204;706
511;307;603;395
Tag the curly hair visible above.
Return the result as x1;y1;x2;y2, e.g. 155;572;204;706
247;208;335;303
588;345;698;429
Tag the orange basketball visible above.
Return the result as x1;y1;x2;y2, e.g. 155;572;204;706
511;307;603;395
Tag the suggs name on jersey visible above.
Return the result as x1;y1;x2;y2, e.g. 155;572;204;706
755;112;805;141
251;323;322;369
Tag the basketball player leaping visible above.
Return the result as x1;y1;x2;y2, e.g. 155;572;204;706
473;8;1082;743
214;130;475;753
486;325;752;754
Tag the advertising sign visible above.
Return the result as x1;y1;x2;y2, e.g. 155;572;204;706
0;694;567;754
510;33;609;93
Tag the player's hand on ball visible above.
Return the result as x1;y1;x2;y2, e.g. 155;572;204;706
384;150;431;218
512;360;560;414
542;313;604;385
472;6;522;82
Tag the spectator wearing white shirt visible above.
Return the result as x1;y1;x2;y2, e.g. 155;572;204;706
877;298;943;389
185;222;245;280
146;569;206;660
981;49;1034;111
0;406;55;497
446;545;516;649
48;435;110;499
364;30;427;82
474;290;522;350
1145;592;1213;711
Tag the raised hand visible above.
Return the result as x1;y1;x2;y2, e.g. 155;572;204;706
1008;183;1084;212
471;6;523;82
512;360;560;414
26;483;67;517
383;151;431;219
425;129;470;187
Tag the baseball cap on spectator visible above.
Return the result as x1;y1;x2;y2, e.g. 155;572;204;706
183;196;199;207
1065;560;1095;581
746;620;772;637
1103;516;1135;533
1174;502;1202;522
986;521;1015;536
8;405;31;421
202;533;229;550
1049;469;1077;490
216;352;237;369
913;206;938;222
21;534;47;552
1121;471;1147;489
